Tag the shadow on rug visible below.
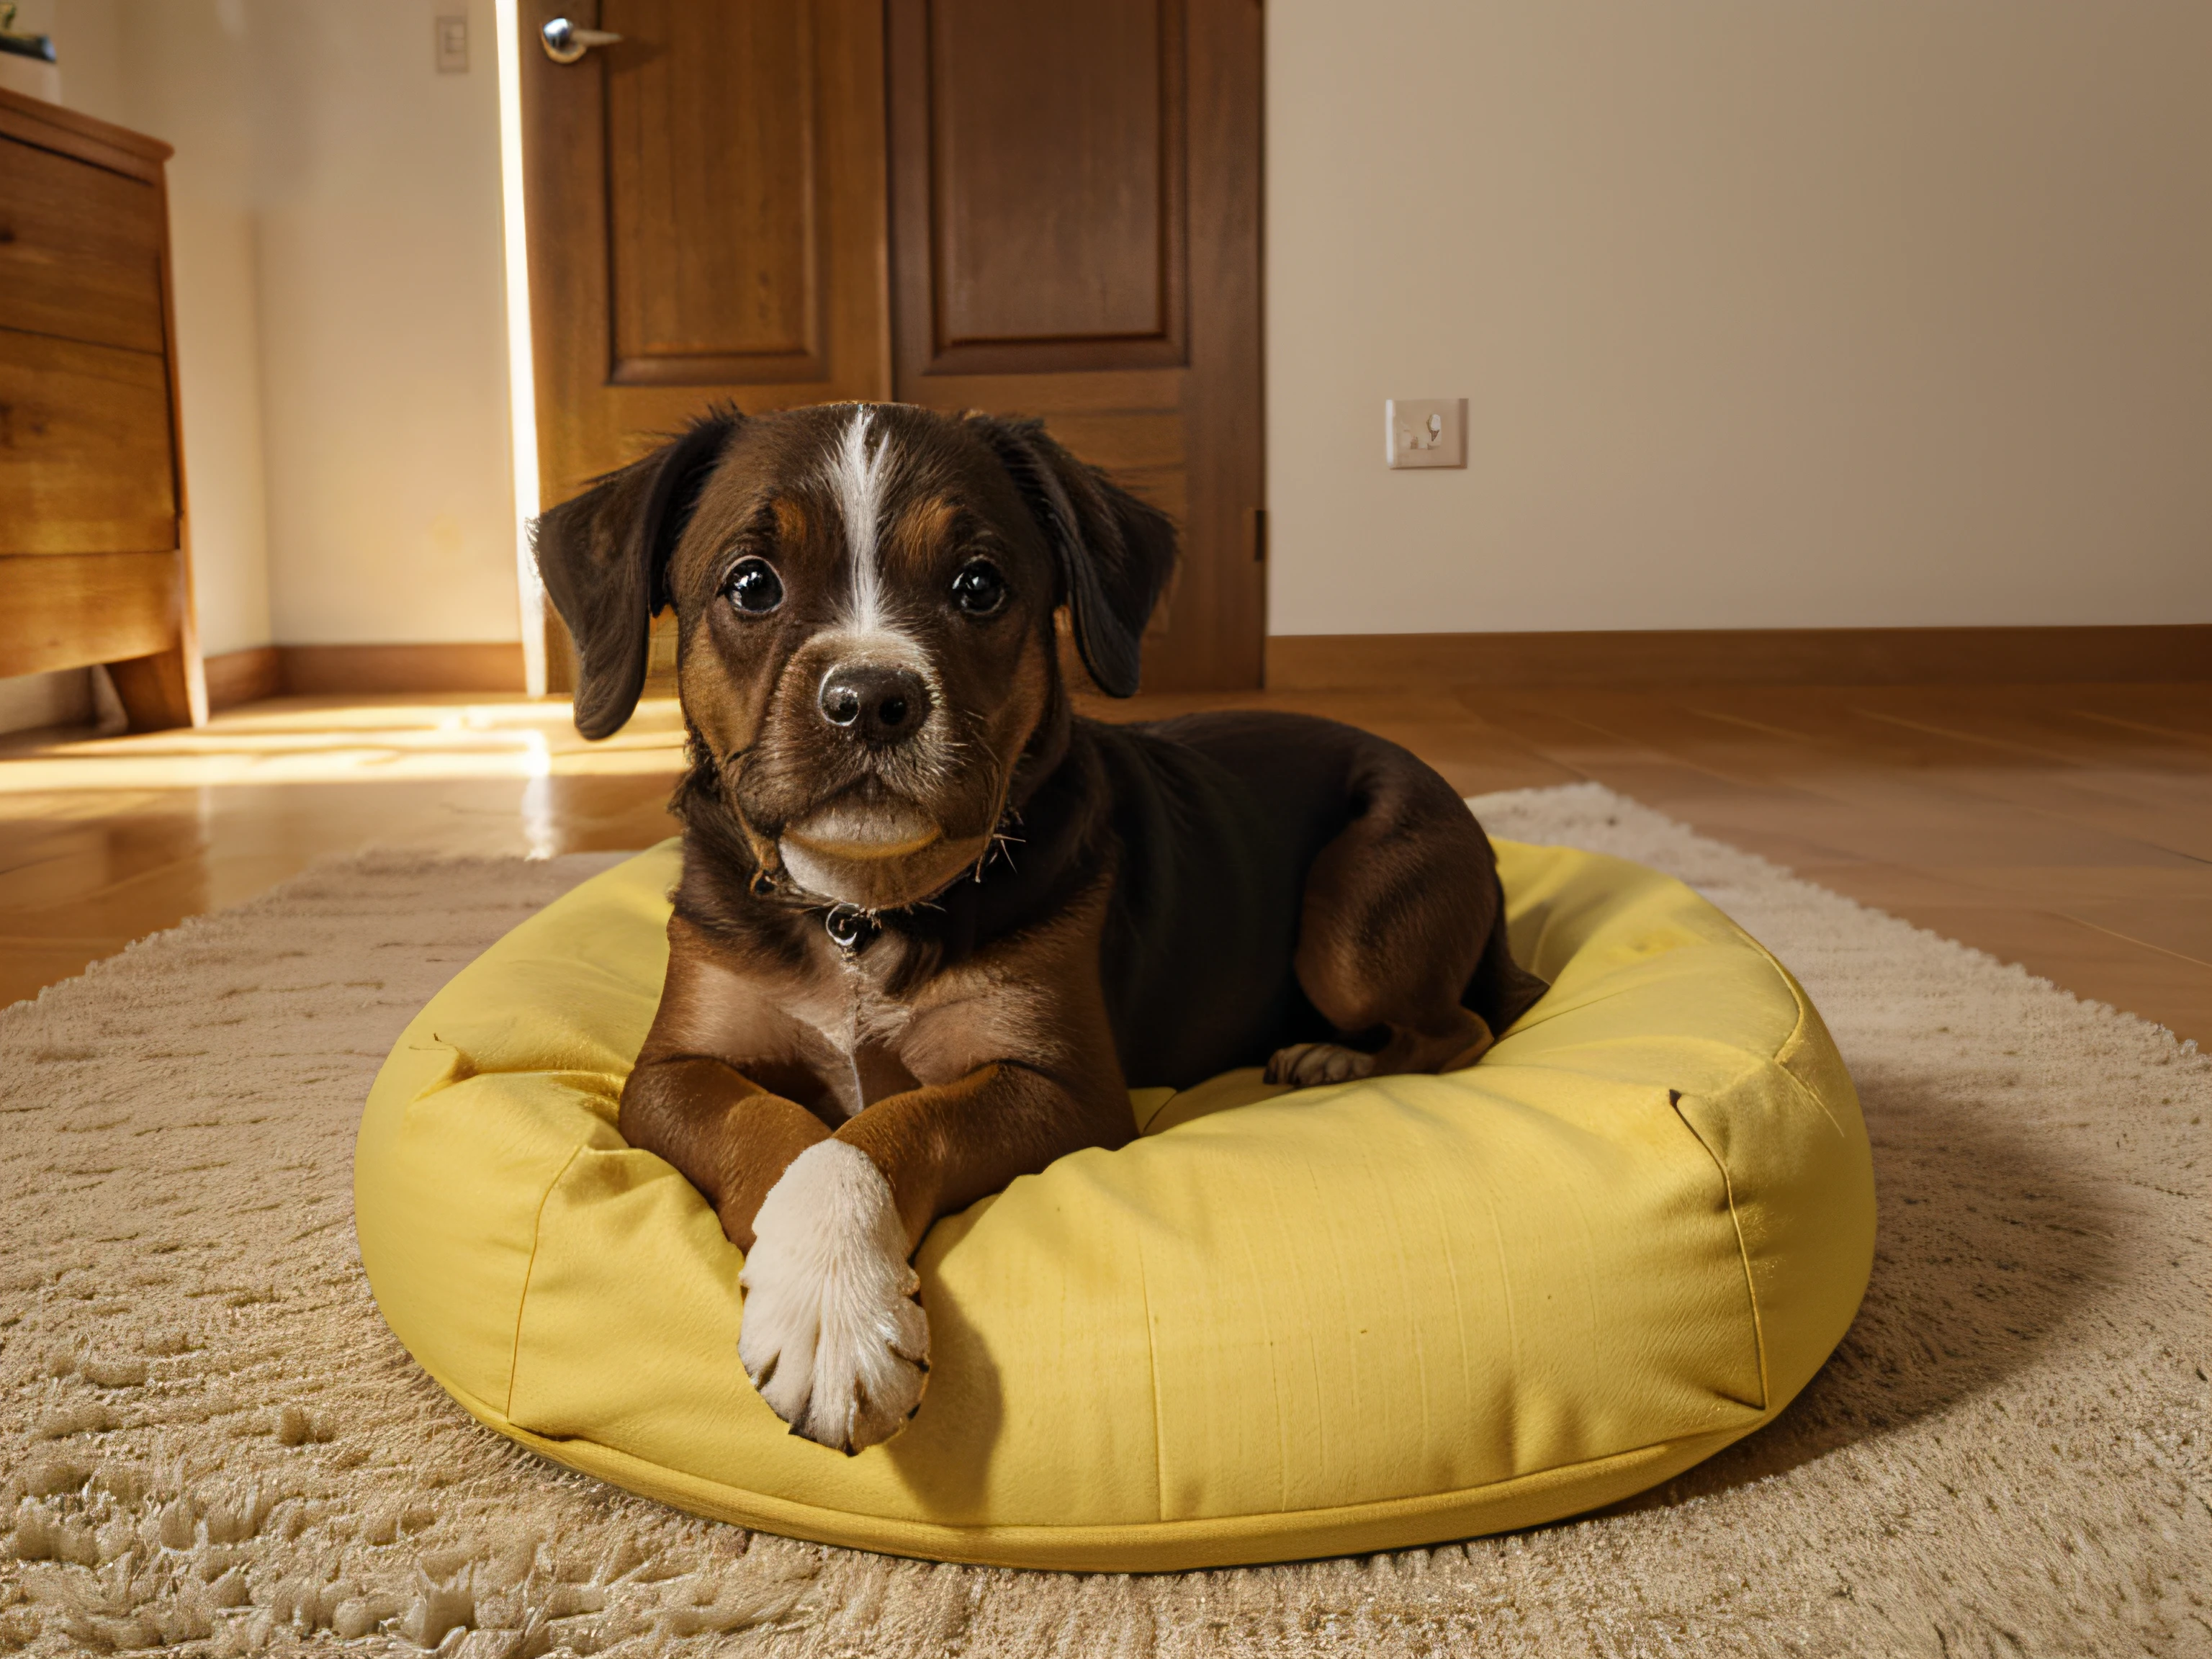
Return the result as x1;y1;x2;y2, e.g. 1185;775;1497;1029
1;783;2204;1657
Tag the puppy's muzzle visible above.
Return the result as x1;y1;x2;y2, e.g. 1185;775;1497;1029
819;664;932;750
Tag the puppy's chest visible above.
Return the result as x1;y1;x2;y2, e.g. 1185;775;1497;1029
778;947;924;1117
776;934;1053;1116
788;961;913;1054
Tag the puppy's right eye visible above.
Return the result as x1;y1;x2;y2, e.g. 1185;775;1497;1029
725;558;784;615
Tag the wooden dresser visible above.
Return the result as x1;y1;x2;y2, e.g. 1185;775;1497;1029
0;85;203;729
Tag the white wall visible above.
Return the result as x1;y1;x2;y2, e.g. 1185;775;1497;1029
1265;1;2212;635
120;2;274;660
249;1;518;646
32;0;518;655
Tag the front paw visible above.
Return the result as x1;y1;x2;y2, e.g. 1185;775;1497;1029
737;1139;930;1452
1264;1041;1377;1088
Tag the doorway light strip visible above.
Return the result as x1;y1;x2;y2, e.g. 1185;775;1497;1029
494;0;547;698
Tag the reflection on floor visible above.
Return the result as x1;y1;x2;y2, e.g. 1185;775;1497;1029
3;681;2207;1043
0;696;689;1010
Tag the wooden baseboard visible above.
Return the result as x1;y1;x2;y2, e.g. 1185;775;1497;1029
1264;625;2212;691
197;626;2212;706
278;643;526;696
200;642;526;704
202;645;281;711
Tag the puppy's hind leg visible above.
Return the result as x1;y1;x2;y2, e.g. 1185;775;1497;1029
1264;739;1542;1089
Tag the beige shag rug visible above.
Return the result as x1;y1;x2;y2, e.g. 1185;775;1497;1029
1;783;2205;1658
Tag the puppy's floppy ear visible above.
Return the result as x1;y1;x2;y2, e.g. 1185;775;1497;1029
964;414;1177;698
532;408;740;739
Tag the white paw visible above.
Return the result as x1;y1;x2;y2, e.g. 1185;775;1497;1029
737;1139;930;1452
1264;1041;1378;1088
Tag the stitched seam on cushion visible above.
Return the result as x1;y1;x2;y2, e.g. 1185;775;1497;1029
1669;1090;1771;1413
1729;924;1813;1067
409;1035;465;1102
506;1141;588;1422
1735;930;1848;1141
1136;1236;1166;1524
474;1398;1768;1553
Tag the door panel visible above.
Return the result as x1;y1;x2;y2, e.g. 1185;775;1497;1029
918;0;1184;373
888;0;1261;691
521;0;890;687
605;1;826;384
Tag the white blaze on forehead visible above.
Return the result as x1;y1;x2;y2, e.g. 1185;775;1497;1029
827;405;896;633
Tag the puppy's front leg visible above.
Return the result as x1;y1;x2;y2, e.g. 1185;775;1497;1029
621;1057;830;1251
741;1063;1125;1452
626;1053;930;1452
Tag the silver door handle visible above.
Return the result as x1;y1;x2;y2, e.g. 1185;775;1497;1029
541;17;622;63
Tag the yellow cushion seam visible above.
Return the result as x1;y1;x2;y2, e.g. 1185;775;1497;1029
1736;928;1847;1141
1136;1233;1167;1523
505;1139;588;1422
1668;1089;1771;1413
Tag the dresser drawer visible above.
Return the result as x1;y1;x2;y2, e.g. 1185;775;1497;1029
0;328;177;556
0;550;179;675
0;135;167;355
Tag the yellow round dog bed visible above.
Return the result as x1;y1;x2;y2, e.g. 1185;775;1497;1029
356;837;1874;1572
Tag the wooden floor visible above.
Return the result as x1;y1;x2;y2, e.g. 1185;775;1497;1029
3;680;2208;1043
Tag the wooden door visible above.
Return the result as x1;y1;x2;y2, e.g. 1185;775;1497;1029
519;0;893;688
886;0;1264;691
521;0;1263;694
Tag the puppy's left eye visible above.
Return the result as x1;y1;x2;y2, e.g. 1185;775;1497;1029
950;559;1008;617
725;557;784;615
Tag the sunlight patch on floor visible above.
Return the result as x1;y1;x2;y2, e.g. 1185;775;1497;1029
0;696;687;798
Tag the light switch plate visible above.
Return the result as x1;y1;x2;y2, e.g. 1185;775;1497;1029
1385;398;1467;469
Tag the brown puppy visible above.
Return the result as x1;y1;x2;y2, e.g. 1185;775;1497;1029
534;403;1547;1454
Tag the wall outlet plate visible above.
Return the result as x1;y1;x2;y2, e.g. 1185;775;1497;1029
1385;398;1467;469
435;13;470;73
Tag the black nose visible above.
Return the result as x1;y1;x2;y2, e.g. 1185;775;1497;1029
819;665;931;745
